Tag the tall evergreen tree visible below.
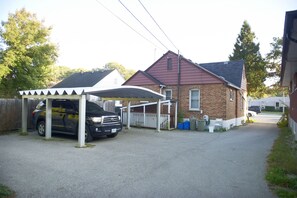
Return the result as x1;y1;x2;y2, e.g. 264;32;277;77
266;37;282;83
0;8;58;97
229;21;267;98
265;37;288;96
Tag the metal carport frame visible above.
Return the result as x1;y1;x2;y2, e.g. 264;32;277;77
20;86;165;147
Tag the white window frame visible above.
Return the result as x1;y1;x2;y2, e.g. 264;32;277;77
230;89;235;101
164;89;172;100
167;58;172;70
189;89;200;111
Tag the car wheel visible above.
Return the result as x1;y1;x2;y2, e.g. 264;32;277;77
248;113;252;117
107;133;118;138
85;127;93;142
37;120;45;136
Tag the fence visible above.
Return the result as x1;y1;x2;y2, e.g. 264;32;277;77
122;112;169;129
0;99;40;132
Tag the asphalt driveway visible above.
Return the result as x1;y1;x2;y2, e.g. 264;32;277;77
0;116;279;198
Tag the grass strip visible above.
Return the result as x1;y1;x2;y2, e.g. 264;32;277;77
266;127;297;197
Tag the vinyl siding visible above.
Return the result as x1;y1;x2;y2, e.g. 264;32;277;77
146;52;179;85
180;59;222;85
146;51;222;85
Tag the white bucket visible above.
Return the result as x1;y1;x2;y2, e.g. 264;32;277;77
209;126;214;133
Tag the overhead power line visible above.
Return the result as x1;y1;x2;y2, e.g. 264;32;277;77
118;0;169;51
138;0;179;51
95;0;162;50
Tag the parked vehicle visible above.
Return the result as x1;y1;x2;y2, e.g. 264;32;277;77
248;106;261;114
32;99;122;142
247;110;257;117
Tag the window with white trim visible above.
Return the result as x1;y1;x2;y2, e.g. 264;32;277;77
230;89;235;101
164;89;172;100
189;89;200;110
167;58;172;70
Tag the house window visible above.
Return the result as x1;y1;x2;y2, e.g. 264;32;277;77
276;102;279;108
241;96;244;110
164;89;172;100
230;89;235;101
167;58;172;70
189;89;200;110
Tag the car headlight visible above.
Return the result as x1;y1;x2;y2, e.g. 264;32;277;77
118;115;121;121
90;117;102;123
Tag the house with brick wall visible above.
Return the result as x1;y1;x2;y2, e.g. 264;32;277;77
123;51;248;130
281;10;297;140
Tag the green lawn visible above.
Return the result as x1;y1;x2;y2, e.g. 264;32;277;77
266;127;297;198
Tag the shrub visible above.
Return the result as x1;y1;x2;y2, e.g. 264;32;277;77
277;111;289;128
0;184;15;198
265;106;276;111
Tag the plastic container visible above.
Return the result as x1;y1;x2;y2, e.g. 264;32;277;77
208;126;214;133
190;119;196;130
197;120;205;131
177;123;184;130
183;121;190;130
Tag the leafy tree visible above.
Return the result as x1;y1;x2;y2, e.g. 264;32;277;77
266;37;282;84
229;20;267;98
0;8;58;97
103;62;135;80
47;65;88;87
265;37;288;96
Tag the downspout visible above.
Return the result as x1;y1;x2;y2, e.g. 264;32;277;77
235;89;238;125
177;50;181;112
159;84;165;94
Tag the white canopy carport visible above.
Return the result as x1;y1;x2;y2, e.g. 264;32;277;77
19;86;165;147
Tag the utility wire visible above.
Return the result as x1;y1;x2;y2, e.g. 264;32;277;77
138;0;179;51
95;0;162;50
118;0;169;51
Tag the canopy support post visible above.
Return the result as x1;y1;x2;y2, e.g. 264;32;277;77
78;95;86;148
127;101;131;130
21;97;28;133
45;98;52;139
156;99;161;132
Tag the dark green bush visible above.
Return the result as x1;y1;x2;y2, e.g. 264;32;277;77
265;106;276;111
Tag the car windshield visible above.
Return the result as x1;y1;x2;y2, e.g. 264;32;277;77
86;102;105;113
73;101;104;113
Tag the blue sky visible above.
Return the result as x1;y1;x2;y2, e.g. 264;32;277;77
0;0;296;71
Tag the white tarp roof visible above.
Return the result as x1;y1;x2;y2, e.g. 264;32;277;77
19;85;165;101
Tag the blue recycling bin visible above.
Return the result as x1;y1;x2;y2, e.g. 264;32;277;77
183;121;190;130
177;123;184;130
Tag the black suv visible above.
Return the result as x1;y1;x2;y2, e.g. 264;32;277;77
248;106;261;114
32;99;122;142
